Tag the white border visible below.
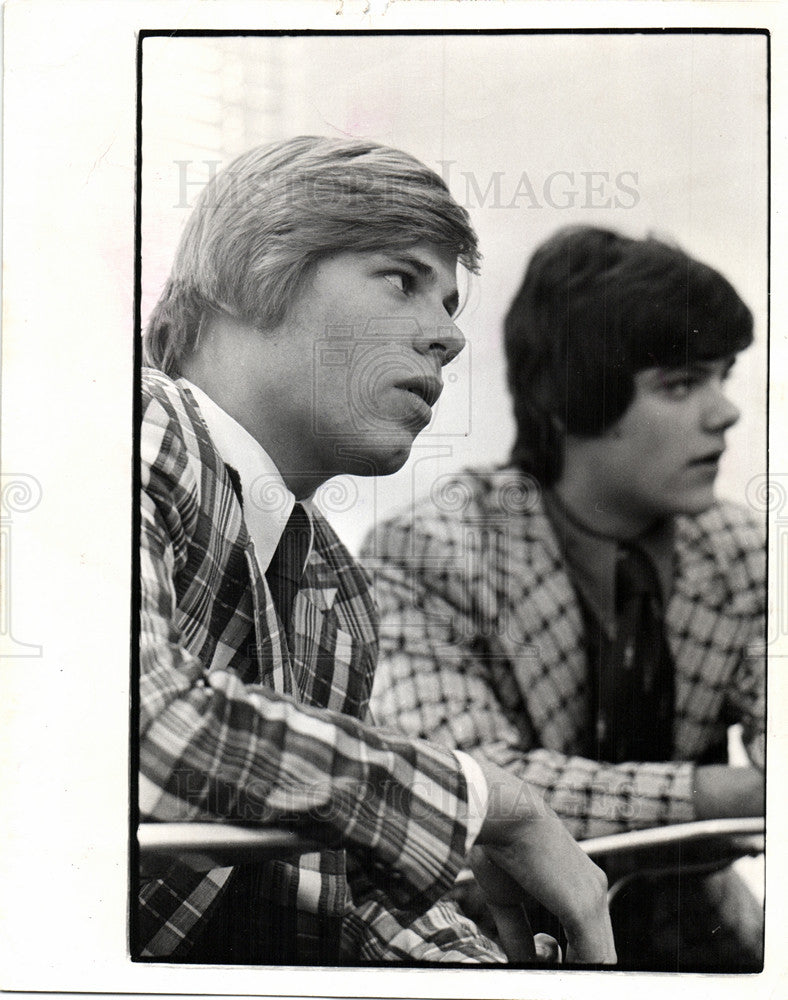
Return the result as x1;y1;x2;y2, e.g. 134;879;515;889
1;1;785;996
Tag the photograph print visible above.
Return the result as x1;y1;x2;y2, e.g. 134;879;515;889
134;29;767;972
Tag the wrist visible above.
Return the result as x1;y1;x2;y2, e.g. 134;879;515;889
476;758;546;844
693;764;765;820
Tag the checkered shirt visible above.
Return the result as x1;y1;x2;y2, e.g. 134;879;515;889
137;370;500;962
362;466;765;840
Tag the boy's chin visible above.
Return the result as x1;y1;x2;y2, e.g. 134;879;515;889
338;442;414;479
670;487;718;517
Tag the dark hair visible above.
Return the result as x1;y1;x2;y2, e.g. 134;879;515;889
144;136;480;376
504;226;754;485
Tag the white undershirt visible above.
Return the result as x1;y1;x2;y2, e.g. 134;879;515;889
183;379;312;576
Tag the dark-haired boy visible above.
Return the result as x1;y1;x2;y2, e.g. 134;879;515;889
364;226;765;971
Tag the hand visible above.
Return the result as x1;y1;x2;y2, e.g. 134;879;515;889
693;765;764;820
475;758;616;965
470;846;561;963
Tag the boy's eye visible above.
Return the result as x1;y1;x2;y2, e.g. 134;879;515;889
383;271;413;294
652;358;735;400
660;374;699;399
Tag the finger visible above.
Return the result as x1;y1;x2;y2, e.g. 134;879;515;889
486;902;536;962
533;932;561;963
565;911;617;965
471;847;538;962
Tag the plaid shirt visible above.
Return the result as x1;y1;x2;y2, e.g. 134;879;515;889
137;370;502;963
362;466;765;841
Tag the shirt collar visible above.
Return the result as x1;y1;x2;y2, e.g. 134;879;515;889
180;379;311;575
543;489;674;639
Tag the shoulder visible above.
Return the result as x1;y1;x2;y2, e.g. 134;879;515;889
677;499;764;559
141;368;204;441
140;368;221;501
676;499;765;599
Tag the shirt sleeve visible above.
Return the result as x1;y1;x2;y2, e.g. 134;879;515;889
454;750;488;850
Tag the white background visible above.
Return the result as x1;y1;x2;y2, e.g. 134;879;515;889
2;2;786;997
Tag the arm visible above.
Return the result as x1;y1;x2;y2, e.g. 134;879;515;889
364;546;695;841
341;762;612;964
693;765;764;819
340;745;579;963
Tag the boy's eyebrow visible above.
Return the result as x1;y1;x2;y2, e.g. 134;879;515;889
390;252;434;277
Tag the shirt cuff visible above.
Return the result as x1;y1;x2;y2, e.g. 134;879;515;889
454;749;489;853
